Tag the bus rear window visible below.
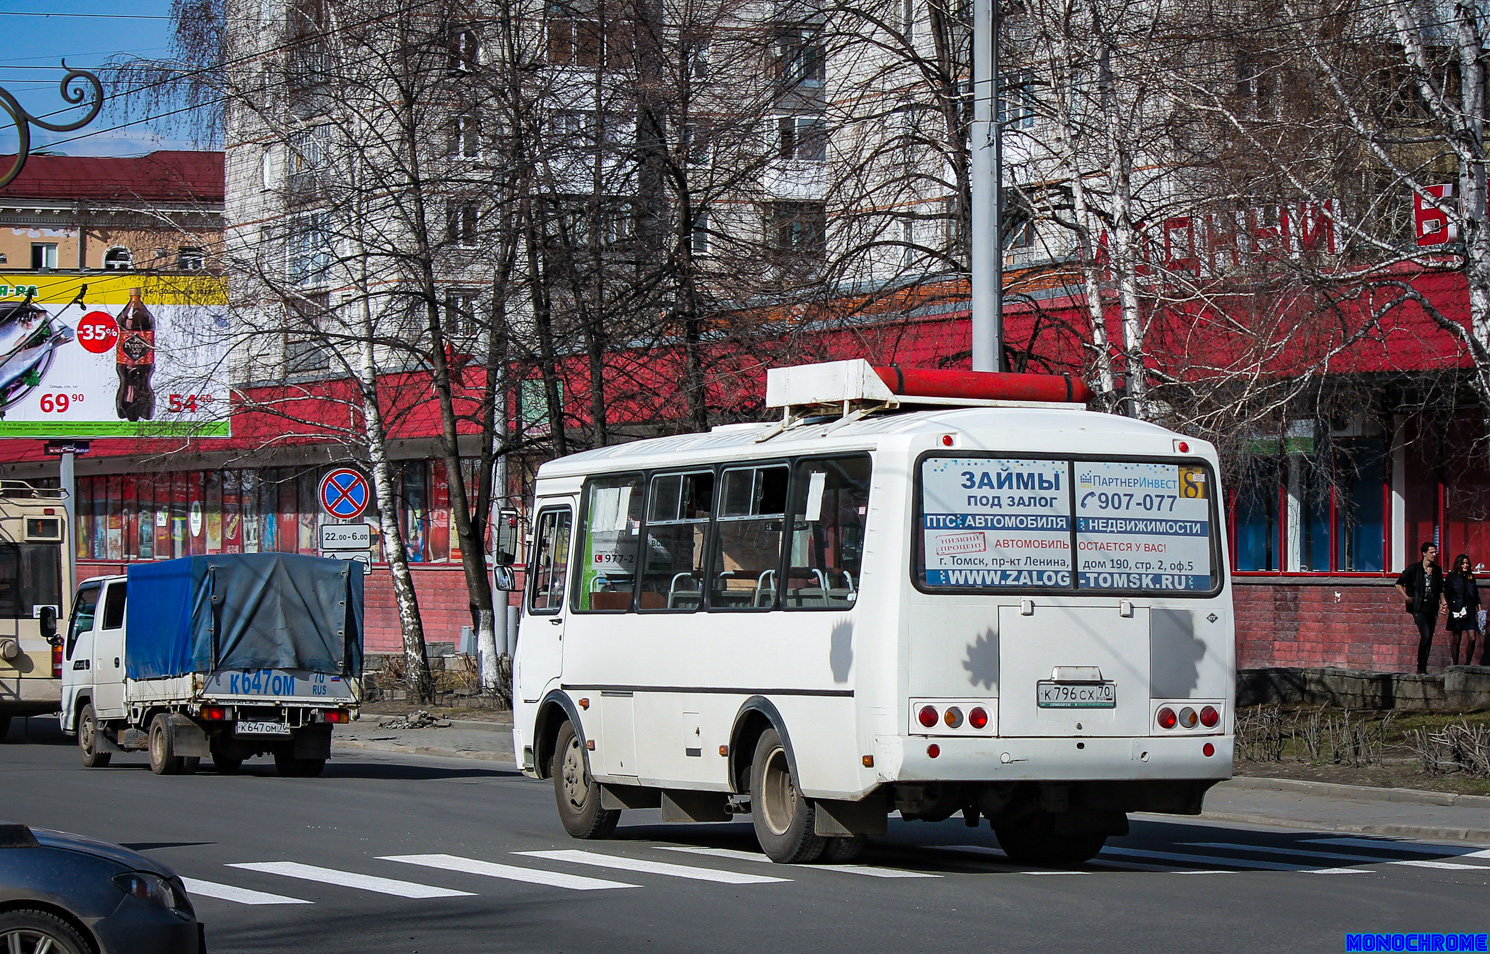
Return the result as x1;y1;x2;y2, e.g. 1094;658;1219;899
916;456;1218;595
0;542;62;618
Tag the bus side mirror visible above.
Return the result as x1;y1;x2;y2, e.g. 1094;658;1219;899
492;565;516;592
38;606;57;645
494;508;520;566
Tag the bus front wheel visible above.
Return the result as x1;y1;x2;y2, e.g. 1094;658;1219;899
750;728;825;863
994;813;1108;865
553;722;619;839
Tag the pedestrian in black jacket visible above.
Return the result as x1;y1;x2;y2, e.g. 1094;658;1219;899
1395;542;1445;674
1444;553;1481;667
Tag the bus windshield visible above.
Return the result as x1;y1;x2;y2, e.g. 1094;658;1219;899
916;455;1220;595
0;541;62;618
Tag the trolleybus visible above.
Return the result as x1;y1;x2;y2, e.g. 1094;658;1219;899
0;480;69;739
508;360;1233;864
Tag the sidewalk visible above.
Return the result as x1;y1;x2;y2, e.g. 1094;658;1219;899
331;719;1490;845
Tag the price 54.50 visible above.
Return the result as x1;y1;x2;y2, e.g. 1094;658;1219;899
38;393;84;413
167;394;215;413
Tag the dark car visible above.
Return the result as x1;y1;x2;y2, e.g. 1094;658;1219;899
0;821;205;953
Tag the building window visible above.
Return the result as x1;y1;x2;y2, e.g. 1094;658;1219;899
900;0;916;41
285;293;332;374
776;115;827;161
288;124;332;199
999;68;1037;129
450;112;480;158
683;38;710;79
765;201;827;257
103;247;133;270
690;211;710;256
680;122;711;166
1230;425;1387;574
448;25;480;73
770;26;825;87
546;1;633;69
287;211;333;285
448;200;478;247
31;244;57;270
444;290;480;336
177;247;205;270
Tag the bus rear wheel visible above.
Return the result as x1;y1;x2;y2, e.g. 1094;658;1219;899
750;728;824;864
994;813;1108;866
553;722;619;839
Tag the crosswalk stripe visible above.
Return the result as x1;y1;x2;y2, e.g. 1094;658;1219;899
515;849;790;885
1099;846;1363;873
380;854;638;891
181;878;311;906
656;845;940;878
1301;837;1486;857
1187;841;1489;872
228;862;474;898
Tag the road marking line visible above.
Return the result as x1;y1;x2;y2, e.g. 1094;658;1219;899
656;845;940;878
1391;859;1490;871
515;849;790;884
380;854;638;891
181;878;311;906
1086;859;1232;874
1099;846;1358;872
1301;837;1485;856
228;862;474;898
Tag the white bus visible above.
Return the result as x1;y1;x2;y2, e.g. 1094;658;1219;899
509;360;1233;864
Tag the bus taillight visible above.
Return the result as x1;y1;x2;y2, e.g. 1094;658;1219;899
918;706;938;728
1157;707;1177;730
968;707;989;729
1200;706;1220;728
51;643;62;678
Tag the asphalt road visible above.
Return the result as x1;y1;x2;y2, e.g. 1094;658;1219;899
4;720;1487;954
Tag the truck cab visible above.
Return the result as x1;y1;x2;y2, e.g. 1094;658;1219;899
60;575;126;733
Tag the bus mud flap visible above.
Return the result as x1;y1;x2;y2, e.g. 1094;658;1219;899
661;790;729;823
166;714;211;758
601;784;661;811
814;797;889;837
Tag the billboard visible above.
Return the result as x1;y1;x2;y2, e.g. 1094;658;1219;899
0;274;229;438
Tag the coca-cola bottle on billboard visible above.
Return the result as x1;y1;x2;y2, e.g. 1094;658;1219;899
115;287;156;421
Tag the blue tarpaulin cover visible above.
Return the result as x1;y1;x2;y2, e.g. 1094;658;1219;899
123;554;364;679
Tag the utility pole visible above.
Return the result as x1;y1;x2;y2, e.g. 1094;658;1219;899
970;0;1004;372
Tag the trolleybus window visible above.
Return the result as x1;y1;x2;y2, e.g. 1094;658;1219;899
528;509;572;614
575;474;644;612
709;464;789;610
783;455;871;609
916;455;1218;595
0;541;61;620
639;471;713;612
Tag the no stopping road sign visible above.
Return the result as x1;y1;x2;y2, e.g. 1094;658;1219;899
319;468;371;520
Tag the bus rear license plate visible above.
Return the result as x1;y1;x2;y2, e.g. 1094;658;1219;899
236;721;291;736
1036;681;1116;708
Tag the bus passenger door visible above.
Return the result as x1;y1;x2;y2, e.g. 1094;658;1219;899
92;581;128;719
517;503;574;705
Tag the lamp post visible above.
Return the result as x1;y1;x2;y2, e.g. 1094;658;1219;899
970;0;1003;372
0;64;103;190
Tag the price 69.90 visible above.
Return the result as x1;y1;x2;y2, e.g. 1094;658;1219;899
38;393;84;413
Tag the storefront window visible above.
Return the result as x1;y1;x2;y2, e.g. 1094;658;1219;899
402;461;428;563
206;471;223;553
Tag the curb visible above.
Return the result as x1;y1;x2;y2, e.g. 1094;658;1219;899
1224;774;1490;808
1194;810;1490;845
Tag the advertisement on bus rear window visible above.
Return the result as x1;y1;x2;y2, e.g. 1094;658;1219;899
1074;461;1214;592
917;456;1217;594
920;457;1073;588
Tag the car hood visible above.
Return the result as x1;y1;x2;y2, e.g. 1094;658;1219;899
29;828;178;878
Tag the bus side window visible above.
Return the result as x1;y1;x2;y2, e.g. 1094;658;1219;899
709;465;789;610
785;455;871;609
574;475;644;612
640;471;713;612
528;509;572;614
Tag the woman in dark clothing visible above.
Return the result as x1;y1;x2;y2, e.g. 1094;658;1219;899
1444;553;1481;667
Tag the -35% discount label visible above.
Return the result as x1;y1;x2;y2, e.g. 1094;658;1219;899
75;311;119;354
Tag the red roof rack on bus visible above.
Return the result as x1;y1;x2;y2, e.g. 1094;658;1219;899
757;360;1093;440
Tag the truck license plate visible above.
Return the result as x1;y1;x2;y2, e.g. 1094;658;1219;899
1036;681;1116;708
235;721;291;736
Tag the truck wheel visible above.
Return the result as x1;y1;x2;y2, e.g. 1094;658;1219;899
272;747;299;777
995;814;1109;866
148;714;184;776
211;747;243;775
552;721;619;839
750;728;824;863
820;836;867;864
78;704;111;768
